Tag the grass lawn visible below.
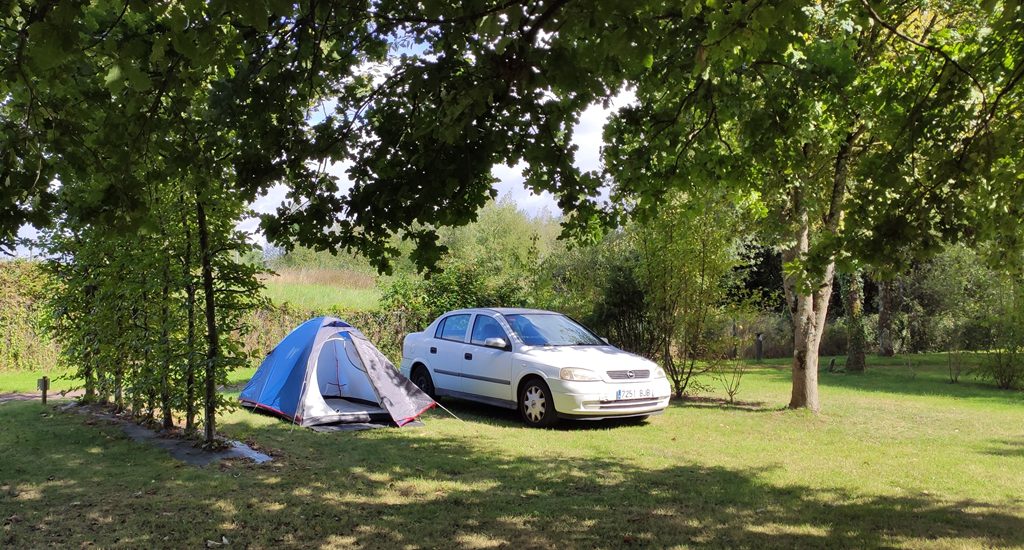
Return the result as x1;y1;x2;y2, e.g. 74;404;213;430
262;268;380;312
1;356;1022;548
0;368;80;394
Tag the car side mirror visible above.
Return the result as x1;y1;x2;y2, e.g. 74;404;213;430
601;337;610;345
484;337;509;350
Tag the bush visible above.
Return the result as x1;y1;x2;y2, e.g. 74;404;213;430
731;313;792;360
974;309;1024;390
979;350;1023;390
0;261;60;371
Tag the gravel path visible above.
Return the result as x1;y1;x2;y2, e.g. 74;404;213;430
0;389;84;405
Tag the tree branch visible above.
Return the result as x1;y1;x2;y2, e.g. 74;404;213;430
858;0;987;108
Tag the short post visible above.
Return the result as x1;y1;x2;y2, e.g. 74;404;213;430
755;333;764;362
38;376;49;405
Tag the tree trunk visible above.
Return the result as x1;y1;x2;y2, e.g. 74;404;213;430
180;192;197;434
877;279;895;356
114;360;124;411
782;218;833;412
842;271;867;373
784;129;859;411
184;282;197;433
83;284;96;402
196;198;220;446
664;339;683;399
159;258;174;430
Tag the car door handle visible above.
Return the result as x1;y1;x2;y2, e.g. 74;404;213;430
430;347;437;354
464;352;473;360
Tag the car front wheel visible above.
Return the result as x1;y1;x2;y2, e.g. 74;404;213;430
519;379;558;428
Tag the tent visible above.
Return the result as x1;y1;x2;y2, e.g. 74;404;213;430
240;317;435;428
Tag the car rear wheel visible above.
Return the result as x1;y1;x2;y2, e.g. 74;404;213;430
519;379;558;428
411;366;436;399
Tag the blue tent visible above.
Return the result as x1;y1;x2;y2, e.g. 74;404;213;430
240;317;435;427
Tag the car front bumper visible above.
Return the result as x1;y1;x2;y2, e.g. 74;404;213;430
548;378;672;419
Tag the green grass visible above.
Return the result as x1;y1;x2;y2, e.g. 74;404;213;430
1;356;1022;548
0;368;79;394
263;281;380;312
262;267;381;312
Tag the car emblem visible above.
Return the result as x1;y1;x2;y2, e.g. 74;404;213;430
626;370;635;379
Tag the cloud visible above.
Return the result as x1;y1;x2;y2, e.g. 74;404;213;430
493;89;637;216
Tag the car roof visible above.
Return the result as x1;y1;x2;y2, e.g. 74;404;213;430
442;307;558;316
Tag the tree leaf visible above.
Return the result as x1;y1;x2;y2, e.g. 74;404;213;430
232;0;269;32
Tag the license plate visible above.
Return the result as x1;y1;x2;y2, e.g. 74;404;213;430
612;386;654;401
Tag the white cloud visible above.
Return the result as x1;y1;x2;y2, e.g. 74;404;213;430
492;162;558;216
493;88;637;215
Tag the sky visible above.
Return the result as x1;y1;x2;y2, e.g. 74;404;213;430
236;91;635;246
15;93;634;256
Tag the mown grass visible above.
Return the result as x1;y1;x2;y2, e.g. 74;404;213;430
1;357;1022;548
262;268;381;312
0;368;79;394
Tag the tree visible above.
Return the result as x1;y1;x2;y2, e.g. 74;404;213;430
2;1;377;442
840;270;867;372
597;1;1023;409
286;0;1018;410
3;1;1022;415
632;189;757;398
876;279;898;356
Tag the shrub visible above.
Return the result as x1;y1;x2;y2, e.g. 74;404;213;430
733;313;792;360
976;347;1023;390
0;261;60;371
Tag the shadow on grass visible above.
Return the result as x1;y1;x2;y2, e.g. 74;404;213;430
751;361;1024;404
2;401;1023;548
674;395;781;413
985;438;1024;459
434;398;654;431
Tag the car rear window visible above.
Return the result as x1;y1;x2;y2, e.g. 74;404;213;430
435;314;471;342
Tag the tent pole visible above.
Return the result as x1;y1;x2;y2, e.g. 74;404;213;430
432;400;464;422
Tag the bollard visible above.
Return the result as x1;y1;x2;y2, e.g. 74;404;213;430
38;376;49;405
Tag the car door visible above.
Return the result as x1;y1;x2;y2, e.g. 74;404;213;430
429;313;472;393
460;313;514;402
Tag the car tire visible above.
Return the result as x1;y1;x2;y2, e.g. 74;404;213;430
519;378;558;428
411;366;436;399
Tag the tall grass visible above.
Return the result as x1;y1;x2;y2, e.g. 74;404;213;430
261;268;380;312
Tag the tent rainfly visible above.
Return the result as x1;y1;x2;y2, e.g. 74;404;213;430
240;317;435;428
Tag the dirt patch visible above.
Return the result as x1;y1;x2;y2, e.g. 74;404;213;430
0;389;84;405
681;395;769;411
60;402;272;466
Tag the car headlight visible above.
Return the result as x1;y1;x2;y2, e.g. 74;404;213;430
654;367;667;379
559;367;601;381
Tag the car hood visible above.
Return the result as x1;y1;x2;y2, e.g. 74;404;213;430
518;345;655;372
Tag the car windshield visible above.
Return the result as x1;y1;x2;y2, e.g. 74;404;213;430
502;313;604;346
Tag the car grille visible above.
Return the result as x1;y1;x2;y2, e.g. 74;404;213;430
598;398;662;409
606;369;650;380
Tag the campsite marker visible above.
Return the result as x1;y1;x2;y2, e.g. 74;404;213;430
38;376;49;405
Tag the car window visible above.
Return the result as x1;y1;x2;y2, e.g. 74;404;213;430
470;315;509;346
435;314;471;342
502;313;604;346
